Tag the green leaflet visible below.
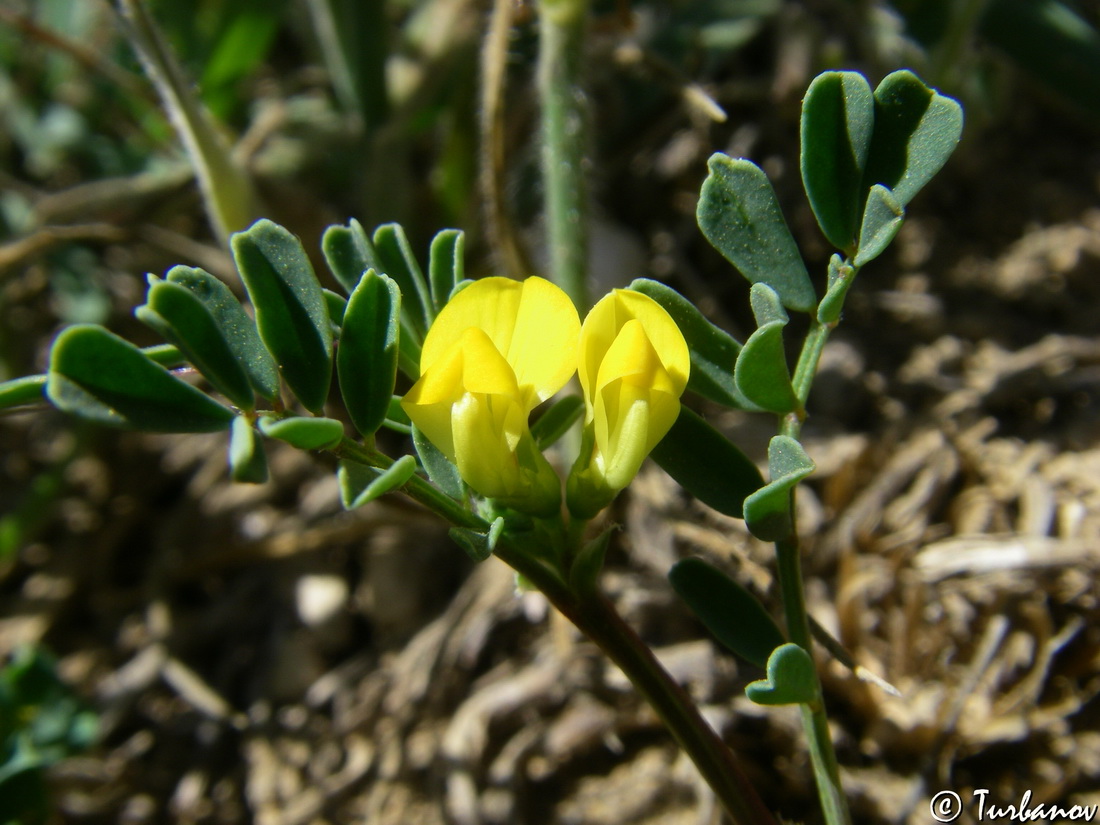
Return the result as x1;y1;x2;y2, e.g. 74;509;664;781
649;405;763;519
46;325;233;432
449;517;505;563
745;643;820;706
337;270;400;438
669;557;785;669
862;70;963;210
162;266;279;401
232;220;333;414
734;284;798;415
228;416;269;483
697;154;816;313
412;424;465;500
854;185;905;267
800;71;874;254
322;219;378;294
338;455;418;509
743;435;815;542
258;415;344;450
137;278;256;410
428;229;465;315
372;223;434;335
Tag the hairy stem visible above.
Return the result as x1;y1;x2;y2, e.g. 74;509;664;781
538;0;590;311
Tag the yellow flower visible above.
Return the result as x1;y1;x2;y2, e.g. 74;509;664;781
401;276;580;515
568;289;689;517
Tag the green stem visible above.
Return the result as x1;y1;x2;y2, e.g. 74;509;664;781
566;592;779;825
333;438;776;824
538;0;590;312
776;535;852;825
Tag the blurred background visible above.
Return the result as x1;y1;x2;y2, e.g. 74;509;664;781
1;1;1099;823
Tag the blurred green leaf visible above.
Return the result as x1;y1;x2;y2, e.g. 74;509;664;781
531;395;584;450
743;435;815;541
697;153;815;313
650;405;763;518
337;270;401;438
862;70;963;209
669;557;786;668
258;415;343;450
734;285;798;415
569;526;613;597
800;71;874;253
228;416;268;483
47;325;233;432
854;184;905;266
338;455;417;509
0;376;46;411
428;229;465;315
629;278;748;409
745;642;820;705
232;219;333;413
979;0;1100;119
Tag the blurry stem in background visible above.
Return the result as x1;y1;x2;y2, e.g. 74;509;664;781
538;0;590;312
114;0;261;247
480;0;533;277
332;438;777;825
305;0;389;130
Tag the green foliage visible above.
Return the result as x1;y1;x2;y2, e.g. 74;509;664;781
338;455;418;509
428;230;465;316
743;436;816;542
745;643;820;706
669;558;786;669
337;270;401;438
449;517;505;563
136;266;278;409
734;284;799;414
257;415;344;450
531;395;584;451
232;219;333;414
372;223;435;337
411;424;465;501
697;154;816;313
47;325;234;432
650;405;764;518
800;70;962;266
0;645;98;825
800;71;874;254
228;416;268;483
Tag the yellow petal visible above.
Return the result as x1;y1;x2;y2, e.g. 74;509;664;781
578;289;689;410
402;327;518;460
420;276;579;410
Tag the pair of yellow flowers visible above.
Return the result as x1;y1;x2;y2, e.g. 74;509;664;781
401;277;690;518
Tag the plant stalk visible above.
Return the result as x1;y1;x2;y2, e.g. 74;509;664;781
538;0;590;311
776;534;851;825
334;437;776;824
